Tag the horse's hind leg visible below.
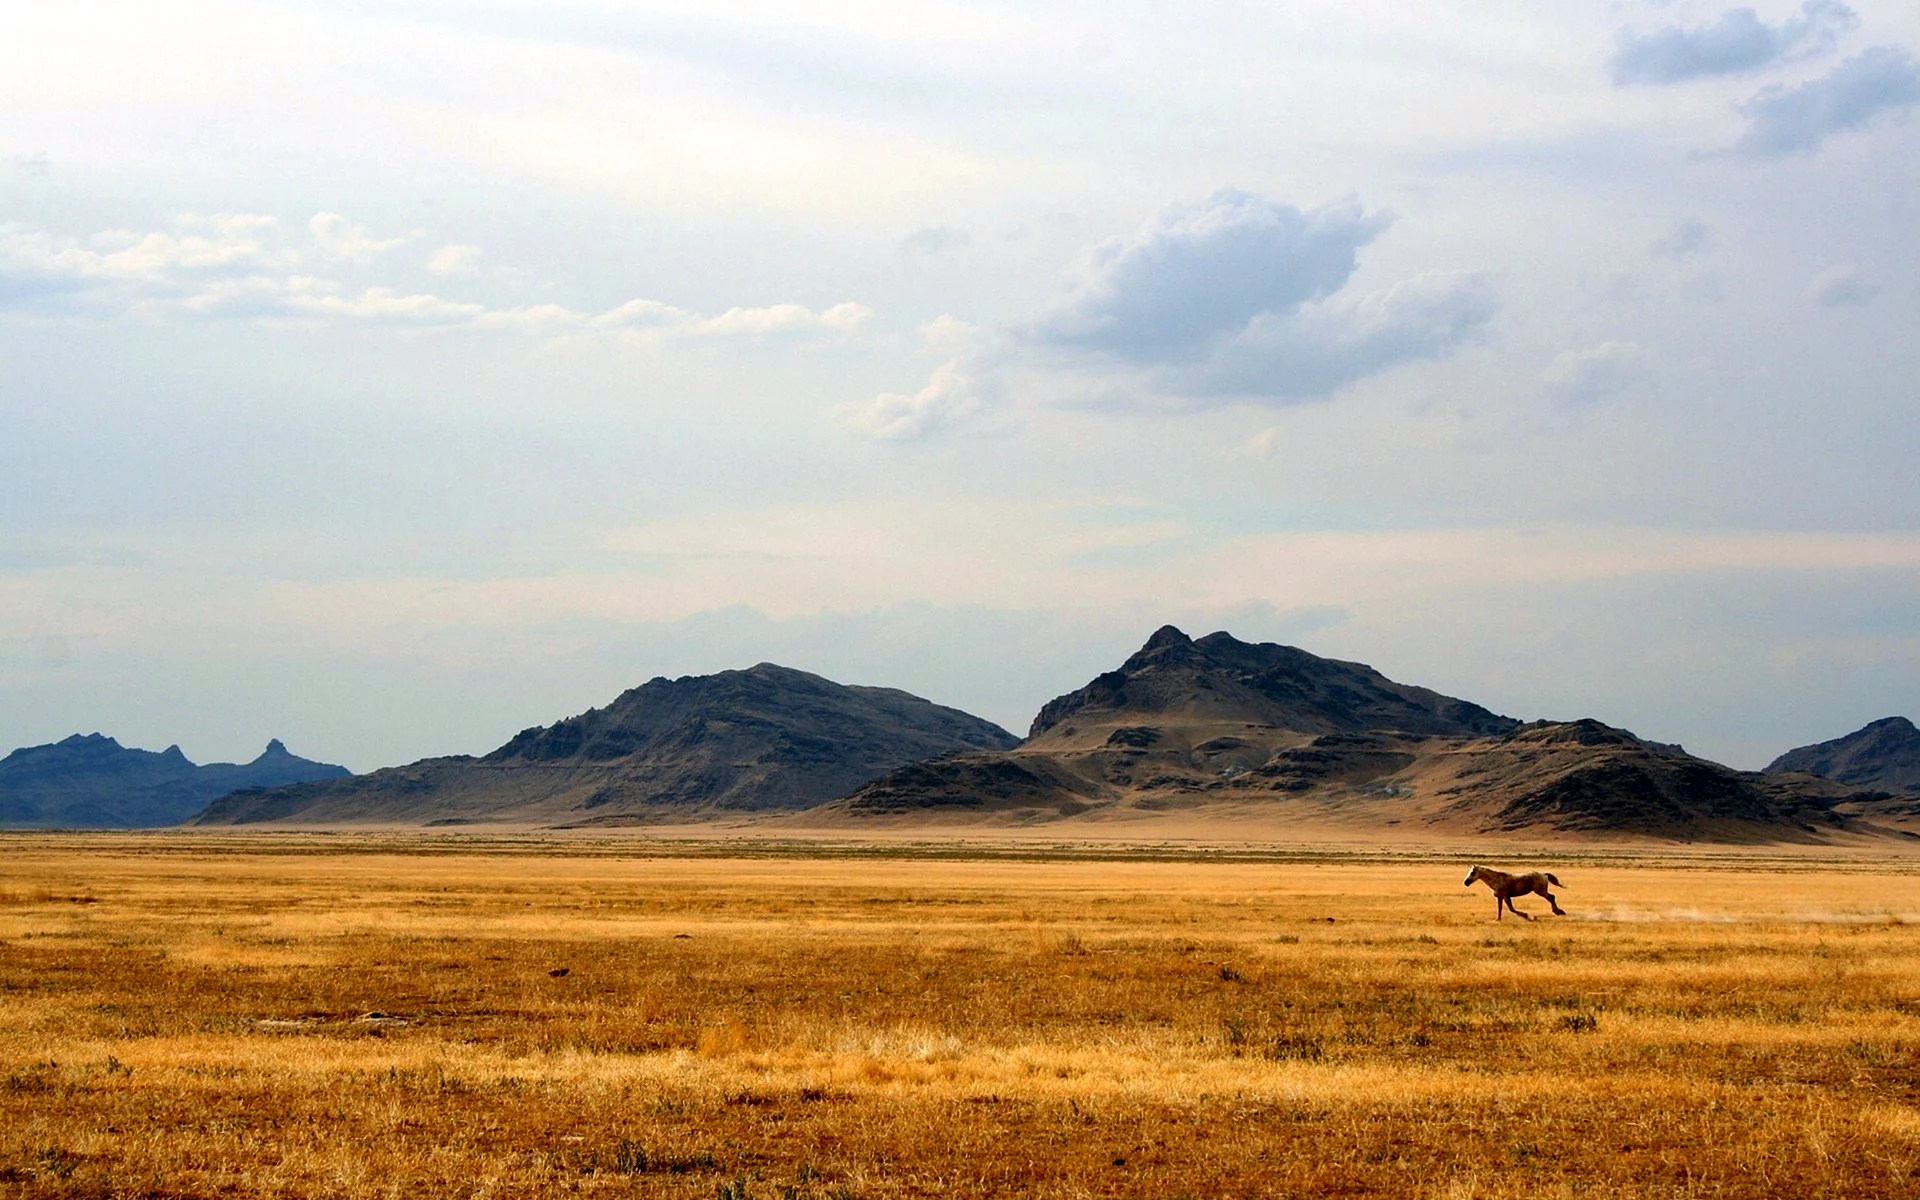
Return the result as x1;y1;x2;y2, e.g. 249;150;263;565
1545;889;1565;916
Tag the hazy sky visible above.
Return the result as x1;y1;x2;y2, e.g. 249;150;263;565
4;0;1919;771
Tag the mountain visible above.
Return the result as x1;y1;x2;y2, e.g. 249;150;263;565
1027;625;1518;742
825;627;1871;841
1766;717;1920;794
194;663;1019;826
0;735;350;828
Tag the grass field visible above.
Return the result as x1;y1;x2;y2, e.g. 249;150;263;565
6;833;1920;1198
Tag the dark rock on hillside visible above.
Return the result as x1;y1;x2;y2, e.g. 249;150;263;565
0;735;349;828
833;752;1107;818
1766;717;1920;794
1028;625;1517;741
194;663;1019;826
1437;720;1856;841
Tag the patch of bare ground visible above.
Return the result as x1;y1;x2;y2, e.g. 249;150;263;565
6;832;1920;1197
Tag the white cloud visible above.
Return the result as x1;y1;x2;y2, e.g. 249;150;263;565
587;298;870;343
836;358;983;442
0;215;873;343
308;213;408;262
1540;341;1655;404
1804;266;1878;307
426;243;484;277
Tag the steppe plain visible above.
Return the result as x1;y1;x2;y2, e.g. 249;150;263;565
7;829;1920;1198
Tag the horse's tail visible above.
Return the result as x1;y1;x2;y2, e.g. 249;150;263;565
1546;872;1564;887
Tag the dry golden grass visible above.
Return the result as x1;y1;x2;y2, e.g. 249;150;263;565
7;833;1920;1197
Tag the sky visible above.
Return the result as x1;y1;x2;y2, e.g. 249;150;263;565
3;0;1919;772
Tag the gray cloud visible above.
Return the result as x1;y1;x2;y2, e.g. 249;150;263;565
853;190;1500;434
1610;2;1856;86
1805;266;1879;306
1029;190;1392;364
1182;270;1499;400
1650;218;1709;260
1734;46;1920;155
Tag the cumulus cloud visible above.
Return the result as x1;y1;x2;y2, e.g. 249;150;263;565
1610;1;1857;85
1027;190;1496;402
1539;341;1654;404
1734;46;1920;156
1030;190;1392;364
1185;270;1499;400
1805;266;1878;306
851;189;1499;439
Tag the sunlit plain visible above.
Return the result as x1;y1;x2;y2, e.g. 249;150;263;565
6;834;1920;1197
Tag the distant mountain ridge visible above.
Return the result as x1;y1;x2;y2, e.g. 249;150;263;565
1767;717;1920;794
195;663;1019;826
0;734;349;828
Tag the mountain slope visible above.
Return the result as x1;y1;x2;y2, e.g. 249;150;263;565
1766;717;1920;794
194;663;1019;826
825;628;1869;841
0;735;350;828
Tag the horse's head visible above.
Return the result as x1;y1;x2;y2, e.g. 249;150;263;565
1463;866;1481;887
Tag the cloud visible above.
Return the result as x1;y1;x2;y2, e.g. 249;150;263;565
836;358;985;442
1029;190;1496;402
1030;189;1392;364
426;243;484;277
900;226;971;255
1183;270;1499;400
1539;341;1654;404
308;213;408;262
0;214;872;342
1610;2;1857;85
853;189;1499;438
1650;218;1709;260
1734;46;1920;156
1805;266;1878;306
587;298;870;342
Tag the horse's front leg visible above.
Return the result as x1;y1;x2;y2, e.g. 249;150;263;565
1505;895;1531;921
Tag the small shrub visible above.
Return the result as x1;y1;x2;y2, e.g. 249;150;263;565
1557;1013;1599;1033
614;1140;649;1174
1265;1034;1326;1062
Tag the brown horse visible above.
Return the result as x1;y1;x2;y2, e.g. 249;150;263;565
1464;865;1566;920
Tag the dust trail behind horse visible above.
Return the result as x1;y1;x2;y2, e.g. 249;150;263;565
1464;865;1566;920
